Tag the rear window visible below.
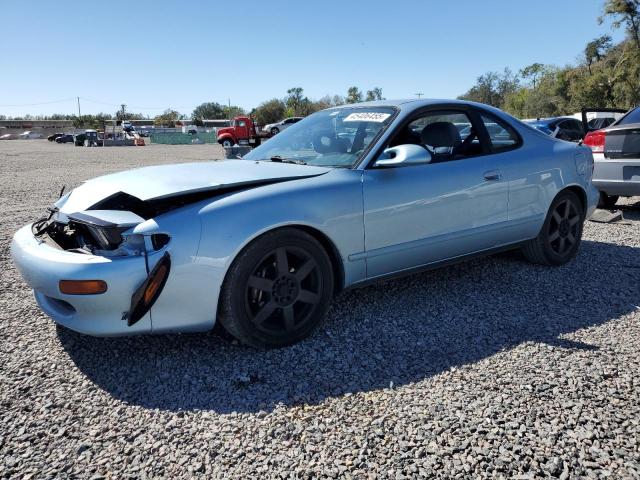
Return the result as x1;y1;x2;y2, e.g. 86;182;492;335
618;107;640;126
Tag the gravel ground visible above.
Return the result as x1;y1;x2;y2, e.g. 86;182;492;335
1;140;639;479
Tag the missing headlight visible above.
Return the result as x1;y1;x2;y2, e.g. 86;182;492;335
66;212;130;250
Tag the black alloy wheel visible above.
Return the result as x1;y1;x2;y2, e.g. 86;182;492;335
522;190;584;266
246;246;322;334
546;198;581;257
219;228;334;348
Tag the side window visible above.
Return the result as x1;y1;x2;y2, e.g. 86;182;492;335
238;120;247;127
479;114;519;152
390;111;481;162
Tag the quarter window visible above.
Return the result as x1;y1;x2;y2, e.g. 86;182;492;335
479;114;519;152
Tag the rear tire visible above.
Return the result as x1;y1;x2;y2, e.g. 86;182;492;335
522;190;584;266
218;228;334;349
597;192;619;209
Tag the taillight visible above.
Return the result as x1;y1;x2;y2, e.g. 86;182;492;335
583;130;606;153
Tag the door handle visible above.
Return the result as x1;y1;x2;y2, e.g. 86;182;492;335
483;170;502;181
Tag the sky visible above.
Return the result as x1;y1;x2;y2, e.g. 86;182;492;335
0;0;626;118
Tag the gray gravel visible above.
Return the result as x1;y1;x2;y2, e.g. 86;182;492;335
1;140;640;479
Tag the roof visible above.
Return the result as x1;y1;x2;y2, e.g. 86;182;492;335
344;98;472;108
525;116;575;125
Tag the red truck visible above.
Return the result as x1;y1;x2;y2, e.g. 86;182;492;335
217;116;262;148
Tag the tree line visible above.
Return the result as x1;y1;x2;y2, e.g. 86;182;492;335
459;0;640;118
191;86;384;126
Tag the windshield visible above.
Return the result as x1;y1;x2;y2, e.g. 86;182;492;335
244;106;396;167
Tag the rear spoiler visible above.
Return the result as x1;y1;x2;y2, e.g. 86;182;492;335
581;108;628;133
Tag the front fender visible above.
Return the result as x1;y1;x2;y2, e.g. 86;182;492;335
131;204;211;334
195;169;365;328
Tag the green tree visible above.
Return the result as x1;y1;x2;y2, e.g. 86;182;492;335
365;87;384;101
115;111;146;122
254;99;286;125
600;0;640;50
222;105;246;119
285;87;310;116
458;69;519;108
520;63;545;88
585;35;613;73
346;86;363;104
191;102;226;125
154;109;181;127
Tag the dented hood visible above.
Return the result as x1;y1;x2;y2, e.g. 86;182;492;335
58;160;330;214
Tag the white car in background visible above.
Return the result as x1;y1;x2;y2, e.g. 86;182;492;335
262;117;303;136
19;131;43;139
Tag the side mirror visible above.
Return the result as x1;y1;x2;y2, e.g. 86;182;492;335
373;144;432;168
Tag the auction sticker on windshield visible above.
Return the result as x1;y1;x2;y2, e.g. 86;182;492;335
343;112;391;123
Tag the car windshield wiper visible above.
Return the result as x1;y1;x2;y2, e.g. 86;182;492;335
269;155;307;165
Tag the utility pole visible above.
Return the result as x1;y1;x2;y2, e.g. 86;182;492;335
415;92;424;99
77;97;81;117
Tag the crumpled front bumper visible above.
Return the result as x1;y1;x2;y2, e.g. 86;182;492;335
11;224;152;336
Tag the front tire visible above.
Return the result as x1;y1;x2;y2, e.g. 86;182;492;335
522;190;584;266
219;228;334;348
270;127;279;136
597;192;619;209
221;139;233;148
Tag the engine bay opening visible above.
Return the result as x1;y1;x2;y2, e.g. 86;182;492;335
35;219;131;254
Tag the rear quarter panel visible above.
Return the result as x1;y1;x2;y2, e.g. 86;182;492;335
500;122;595;238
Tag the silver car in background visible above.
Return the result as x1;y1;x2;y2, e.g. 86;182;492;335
583;106;640;208
262;117;303;136
11;99;598;348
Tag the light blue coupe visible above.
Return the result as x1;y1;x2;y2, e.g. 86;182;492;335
11;99;599;348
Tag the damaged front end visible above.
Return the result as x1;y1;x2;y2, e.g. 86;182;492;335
29;195;173;327
33;191;171;259
33;210;147;257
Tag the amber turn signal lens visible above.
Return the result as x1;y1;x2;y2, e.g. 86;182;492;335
143;264;168;304
59;280;108;295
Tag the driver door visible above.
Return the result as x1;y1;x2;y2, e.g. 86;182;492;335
362;109;510;278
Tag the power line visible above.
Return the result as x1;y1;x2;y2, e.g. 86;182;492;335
0;98;76;107
0;95;202;113
80;97;194;111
